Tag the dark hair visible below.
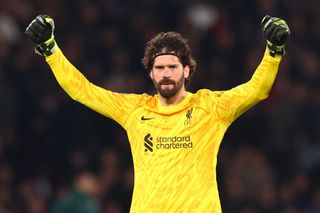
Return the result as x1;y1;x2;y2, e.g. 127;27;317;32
142;32;197;88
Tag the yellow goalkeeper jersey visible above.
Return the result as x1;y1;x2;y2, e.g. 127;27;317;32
46;48;281;213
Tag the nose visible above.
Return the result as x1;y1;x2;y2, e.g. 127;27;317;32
162;67;171;78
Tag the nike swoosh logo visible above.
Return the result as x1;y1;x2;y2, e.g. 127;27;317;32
141;116;154;121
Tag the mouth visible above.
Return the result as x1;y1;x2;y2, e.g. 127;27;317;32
159;82;175;91
161;82;173;85
160;82;175;90
160;80;175;86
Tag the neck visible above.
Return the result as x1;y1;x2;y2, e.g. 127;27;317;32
159;89;187;106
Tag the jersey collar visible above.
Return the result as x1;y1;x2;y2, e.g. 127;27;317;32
147;92;193;115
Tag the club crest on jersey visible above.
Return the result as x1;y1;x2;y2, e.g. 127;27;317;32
184;108;193;125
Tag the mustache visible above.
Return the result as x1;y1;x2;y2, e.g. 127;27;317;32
159;78;175;85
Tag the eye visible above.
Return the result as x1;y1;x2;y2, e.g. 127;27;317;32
154;65;164;70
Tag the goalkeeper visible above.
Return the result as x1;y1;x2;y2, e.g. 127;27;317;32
25;15;289;212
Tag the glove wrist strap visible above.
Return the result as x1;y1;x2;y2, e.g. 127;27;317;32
35;40;57;57
266;40;285;57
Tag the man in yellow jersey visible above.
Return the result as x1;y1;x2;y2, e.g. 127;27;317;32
25;15;290;212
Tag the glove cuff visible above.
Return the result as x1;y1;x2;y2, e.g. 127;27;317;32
266;40;285;57
35;40;57;57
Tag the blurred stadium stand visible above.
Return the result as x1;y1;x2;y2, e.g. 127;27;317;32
1;0;320;212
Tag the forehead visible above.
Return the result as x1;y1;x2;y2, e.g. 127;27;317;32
153;55;181;66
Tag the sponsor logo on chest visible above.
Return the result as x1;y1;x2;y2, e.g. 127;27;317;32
144;133;193;152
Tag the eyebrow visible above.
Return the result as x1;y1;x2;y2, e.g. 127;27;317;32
154;64;179;68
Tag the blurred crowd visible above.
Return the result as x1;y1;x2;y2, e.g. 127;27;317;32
1;0;320;212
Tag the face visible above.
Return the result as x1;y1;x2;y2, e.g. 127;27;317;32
150;54;189;99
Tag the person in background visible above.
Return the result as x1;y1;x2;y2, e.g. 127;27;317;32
50;171;100;213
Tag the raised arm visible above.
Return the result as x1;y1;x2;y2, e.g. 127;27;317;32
215;15;290;124
25;15;138;127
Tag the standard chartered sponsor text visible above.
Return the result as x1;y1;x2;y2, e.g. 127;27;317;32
155;135;193;149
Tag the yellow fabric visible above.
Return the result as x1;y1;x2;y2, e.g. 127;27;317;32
46;49;281;212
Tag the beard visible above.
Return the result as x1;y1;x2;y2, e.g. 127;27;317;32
152;74;185;99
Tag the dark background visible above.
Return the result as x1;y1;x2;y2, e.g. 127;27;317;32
1;0;320;212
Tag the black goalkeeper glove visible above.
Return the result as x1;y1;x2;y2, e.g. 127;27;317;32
25;15;57;56
261;15;290;57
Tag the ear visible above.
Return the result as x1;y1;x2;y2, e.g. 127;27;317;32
184;66;190;78
149;70;154;79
